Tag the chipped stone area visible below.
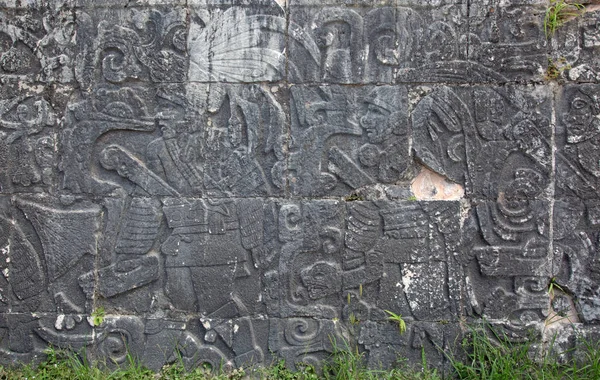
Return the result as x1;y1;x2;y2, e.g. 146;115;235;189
411;167;465;201
543;291;581;352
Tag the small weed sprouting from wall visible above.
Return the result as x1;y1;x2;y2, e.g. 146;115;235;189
544;0;585;38
545;57;572;80
91;307;105;327
384;310;407;335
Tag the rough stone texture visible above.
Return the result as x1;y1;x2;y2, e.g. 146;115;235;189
0;0;599;373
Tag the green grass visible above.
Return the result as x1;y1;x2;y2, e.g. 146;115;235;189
2;328;600;379
448;326;600;380
544;0;585;38
0;346;156;380
319;339;441;380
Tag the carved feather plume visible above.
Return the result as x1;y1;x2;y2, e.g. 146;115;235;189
188;8;287;82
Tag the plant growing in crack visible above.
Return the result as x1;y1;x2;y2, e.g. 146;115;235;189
548;277;565;297
344;193;364;202
91;306;105;327
546;57;572;80
385;310;407;334
544;0;585;38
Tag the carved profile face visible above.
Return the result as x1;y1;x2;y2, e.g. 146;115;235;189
100;146;133;179
361;103;391;144
300;261;341;300
316;26;335;48
360;87;405;145
160;124;177;140
563;88;600;144
316;22;351;50
16;104;29;122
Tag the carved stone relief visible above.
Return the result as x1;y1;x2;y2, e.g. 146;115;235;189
0;0;598;372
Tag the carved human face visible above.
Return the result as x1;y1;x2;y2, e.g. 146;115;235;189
316;27;335;48
160;124;177;140
361;103;391;144
300;262;340;300
563;91;600;144
100;147;133;179
114;154;133;179
16;104;29;122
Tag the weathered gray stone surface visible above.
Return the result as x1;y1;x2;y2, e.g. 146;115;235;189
0;0;599;372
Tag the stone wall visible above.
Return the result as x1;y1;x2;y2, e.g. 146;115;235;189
0;0;599;372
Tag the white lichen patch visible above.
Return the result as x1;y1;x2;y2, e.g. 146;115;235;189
401;268;415;293
55;314;66;331
17;83;45;94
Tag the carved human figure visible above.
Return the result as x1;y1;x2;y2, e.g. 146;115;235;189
306;86;411;192
0;99;55;188
562;85;600;178
34;136;56;186
358;87;411;183
37;10;77;83
160;198;263;365
146;118;203;194
223;111;268;196
204;97;269;197
300;261;342;301
316;22;352;83
99;145;179;196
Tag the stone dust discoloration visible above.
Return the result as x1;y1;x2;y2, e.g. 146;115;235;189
411;167;465;201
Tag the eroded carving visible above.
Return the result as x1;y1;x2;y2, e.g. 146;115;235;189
188;6;286;82
0;96;56;192
288;85;411;196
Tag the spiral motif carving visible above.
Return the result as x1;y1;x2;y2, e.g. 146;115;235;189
284;318;321;346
